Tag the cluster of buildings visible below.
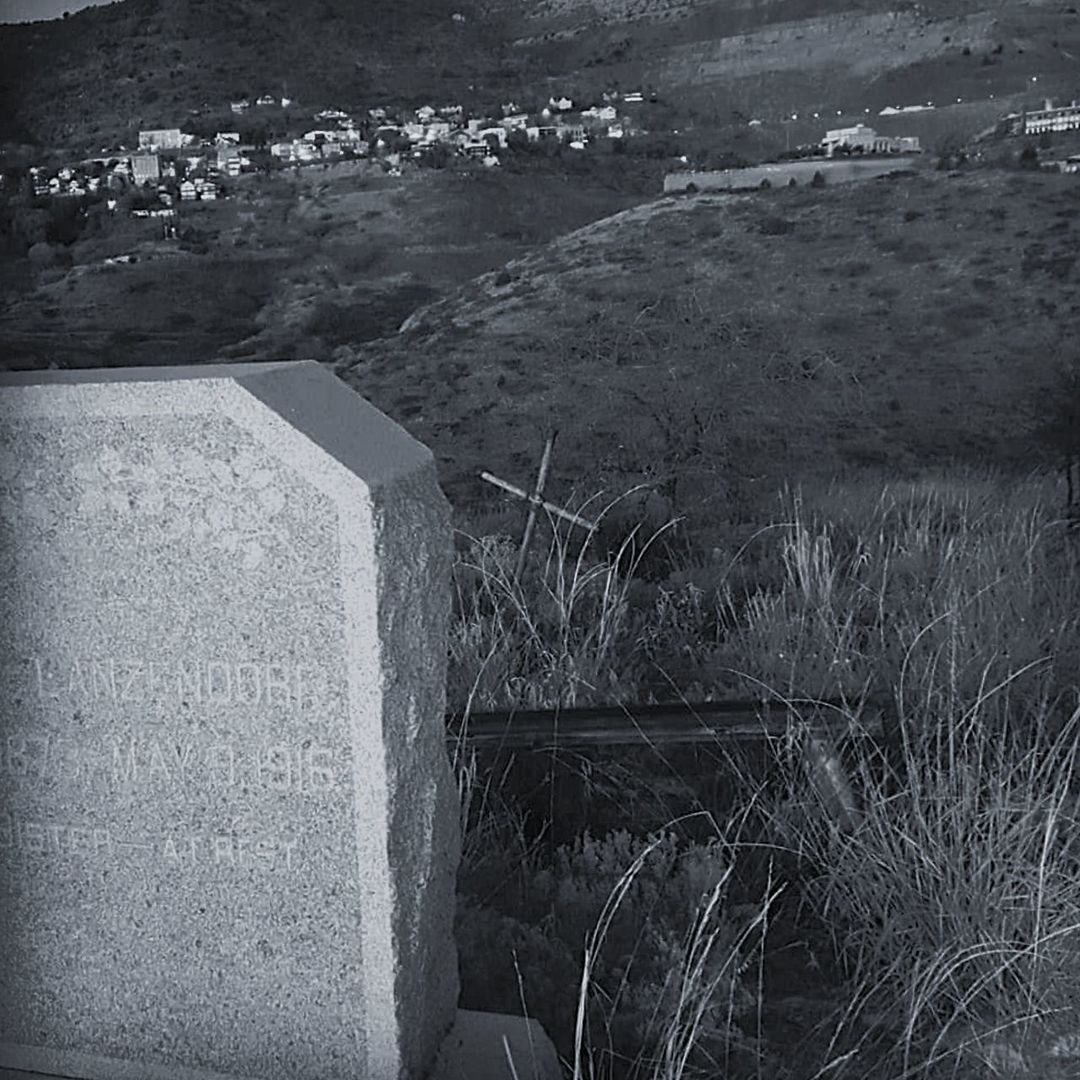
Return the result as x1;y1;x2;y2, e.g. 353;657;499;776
229;95;293;114
266;94;643;166
27;128;241;210
22;86;654;206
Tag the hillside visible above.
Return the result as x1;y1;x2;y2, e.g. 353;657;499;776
0;0;510;148
3;0;1079;152
335;165;1078;543
0;161;647;370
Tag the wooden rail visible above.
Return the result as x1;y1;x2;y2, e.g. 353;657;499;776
446;698;887;749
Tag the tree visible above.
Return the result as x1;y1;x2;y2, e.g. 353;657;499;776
1036;358;1080;526
1018;143;1040;169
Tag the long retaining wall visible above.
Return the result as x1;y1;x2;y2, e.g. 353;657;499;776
663;156;921;193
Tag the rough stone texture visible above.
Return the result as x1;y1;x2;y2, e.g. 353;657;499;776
431;1011;563;1080
0;361;459;1080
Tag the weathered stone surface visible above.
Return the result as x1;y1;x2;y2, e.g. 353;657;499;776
432;1011;564;1080
0;361;459;1080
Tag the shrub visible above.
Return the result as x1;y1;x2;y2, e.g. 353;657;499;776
810;170;826;188
1018;144;1040;170
457;825;771;1073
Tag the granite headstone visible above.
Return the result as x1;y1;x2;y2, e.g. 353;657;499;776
0;361;460;1080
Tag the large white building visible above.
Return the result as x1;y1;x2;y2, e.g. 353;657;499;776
138;128;183;151
822;124;920;156
1019;100;1080;135
130;153;161;185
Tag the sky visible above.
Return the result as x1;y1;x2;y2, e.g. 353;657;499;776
0;0;117;23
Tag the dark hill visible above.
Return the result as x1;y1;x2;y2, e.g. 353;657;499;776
3;0;1080;152
0;0;511;148
334;166;1079;539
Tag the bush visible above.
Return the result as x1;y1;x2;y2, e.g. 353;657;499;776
457;827;768;1072
1018;143;1040;170
27;241;67;267
810;170;826;188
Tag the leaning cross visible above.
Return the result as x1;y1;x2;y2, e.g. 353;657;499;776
480;430;597;582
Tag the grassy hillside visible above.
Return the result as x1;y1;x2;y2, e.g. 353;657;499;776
0;161;647;369
0;0;510;149
335;164;1078;547
3;0;1078;153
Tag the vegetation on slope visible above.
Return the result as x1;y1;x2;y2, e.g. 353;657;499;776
454;472;1080;1079
4;0;1080;154
338;166;1078;546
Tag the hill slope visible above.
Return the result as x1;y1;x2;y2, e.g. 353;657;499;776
3;0;1079;151
0;0;509;147
335;166;1077;537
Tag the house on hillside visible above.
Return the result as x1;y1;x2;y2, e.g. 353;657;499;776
215;132;240;146
822;124;920;156
256;94;276;106
138;128;183;151
230;100;250;114
581;105;617;125
179;180;197;200
131;154;161;186
416;105;437;122
549;96;574;112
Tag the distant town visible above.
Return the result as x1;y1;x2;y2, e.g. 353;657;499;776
8;89;1080;222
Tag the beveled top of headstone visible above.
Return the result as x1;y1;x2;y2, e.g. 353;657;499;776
0;361;432;491
0;361;459;1080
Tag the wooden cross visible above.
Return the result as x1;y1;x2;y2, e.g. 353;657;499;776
480;430;597;582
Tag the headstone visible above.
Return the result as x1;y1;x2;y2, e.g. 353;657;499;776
0;362;460;1080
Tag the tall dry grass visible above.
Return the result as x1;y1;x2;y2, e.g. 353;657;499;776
449;488;683;710
453;469;1080;1079
711;472;1079;711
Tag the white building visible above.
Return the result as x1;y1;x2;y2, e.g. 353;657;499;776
822;124;920;156
138;128;183;151
581;105;617;124
130;153;161;185
1020;100;1080;135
